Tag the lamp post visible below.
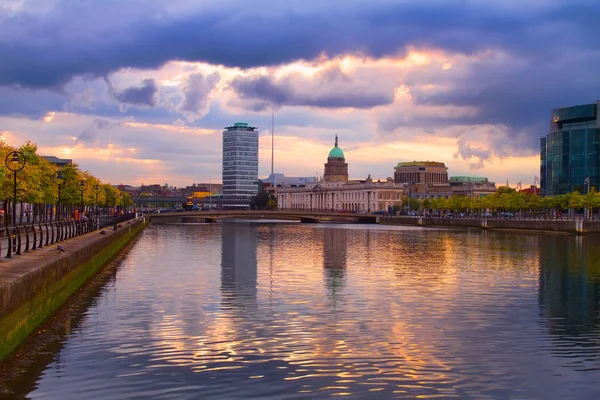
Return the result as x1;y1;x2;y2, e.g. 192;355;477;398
585;176;590;220
5;151;26;226
77;180;88;216
52;170;65;221
92;184;102;219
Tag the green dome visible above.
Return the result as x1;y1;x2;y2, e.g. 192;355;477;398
328;146;345;159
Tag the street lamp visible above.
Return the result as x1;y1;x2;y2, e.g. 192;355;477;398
77;180;88;215
92;184;102;219
53;170;65;221
584;176;590;220
5;151;26;226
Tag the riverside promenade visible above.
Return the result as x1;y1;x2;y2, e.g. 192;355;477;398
0;217;149;360
379;216;600;234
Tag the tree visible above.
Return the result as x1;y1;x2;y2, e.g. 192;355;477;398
568;191;584;209
583;188;600;218
0;139;127;224
266;199;277;210
408;197;421;210
251;192;270;209
422;198;431;210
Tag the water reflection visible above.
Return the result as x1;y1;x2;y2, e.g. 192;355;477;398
539;235;600;369
221;222;257;307
2;224;600;399
323;228;347;302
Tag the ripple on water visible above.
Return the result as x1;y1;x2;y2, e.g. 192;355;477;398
4;224;600;399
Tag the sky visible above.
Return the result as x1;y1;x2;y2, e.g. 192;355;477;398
1;0;599;187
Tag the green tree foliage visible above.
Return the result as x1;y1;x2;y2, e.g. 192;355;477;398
0;140;127;223
412;187;600;216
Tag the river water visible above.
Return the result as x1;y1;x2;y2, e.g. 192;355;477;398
2;222;600;399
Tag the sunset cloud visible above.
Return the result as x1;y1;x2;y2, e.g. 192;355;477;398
0;0;598;187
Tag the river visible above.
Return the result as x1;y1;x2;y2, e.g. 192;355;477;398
2;222;600;399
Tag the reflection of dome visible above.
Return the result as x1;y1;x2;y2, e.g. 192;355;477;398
328;146;344;159
328;135;345;159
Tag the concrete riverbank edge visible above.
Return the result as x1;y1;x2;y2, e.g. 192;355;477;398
0;218;149;360
379;217;600;234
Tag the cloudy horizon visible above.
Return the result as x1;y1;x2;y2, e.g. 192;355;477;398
1;0;599;187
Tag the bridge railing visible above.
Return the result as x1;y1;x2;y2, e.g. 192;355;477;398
0;213;136;260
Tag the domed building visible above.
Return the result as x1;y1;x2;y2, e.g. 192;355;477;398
323;135;348;182
275;136;406;213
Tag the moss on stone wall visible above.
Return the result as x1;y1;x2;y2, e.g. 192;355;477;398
0;220;148;360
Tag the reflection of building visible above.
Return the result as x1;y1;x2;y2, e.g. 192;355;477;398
323;228;347;300
222;122;259;200
221;223;258;304
276;137;404;212
541;101;600;196
539;236;600;346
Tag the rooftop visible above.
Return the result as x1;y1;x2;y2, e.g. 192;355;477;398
262;173;316;186
41;155;72;166
551;101;598;124
225;122;257;131
449;176;490;184
397;161;446;168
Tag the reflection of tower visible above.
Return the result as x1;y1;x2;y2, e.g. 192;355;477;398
221;223;258;307
539;235;600;342
323;228;348;301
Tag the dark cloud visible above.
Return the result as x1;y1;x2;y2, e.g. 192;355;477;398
109;78;158;107
230;67;394;110
0;86;65;118
1;0;599;88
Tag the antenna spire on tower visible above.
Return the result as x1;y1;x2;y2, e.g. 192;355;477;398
271;108;275;176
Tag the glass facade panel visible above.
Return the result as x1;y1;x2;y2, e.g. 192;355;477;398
541;102;600;195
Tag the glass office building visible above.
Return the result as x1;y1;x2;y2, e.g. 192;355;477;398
541;101;600;196
222;122;259;201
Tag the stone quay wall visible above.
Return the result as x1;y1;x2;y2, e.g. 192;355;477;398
0;218;149;360
379;217;600;234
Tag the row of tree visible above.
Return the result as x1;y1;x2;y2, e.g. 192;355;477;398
404;186;600;214
0;141;132;224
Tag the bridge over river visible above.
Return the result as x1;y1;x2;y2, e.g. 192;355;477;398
149;210;378;224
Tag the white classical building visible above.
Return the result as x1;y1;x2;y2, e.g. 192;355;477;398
276;138;404;212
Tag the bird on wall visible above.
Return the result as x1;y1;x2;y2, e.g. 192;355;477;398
57;245;65;252
99;230;107;235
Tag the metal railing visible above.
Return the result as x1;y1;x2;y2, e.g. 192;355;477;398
0;213;136;259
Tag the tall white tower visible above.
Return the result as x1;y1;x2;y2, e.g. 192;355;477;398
222;122;259;201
